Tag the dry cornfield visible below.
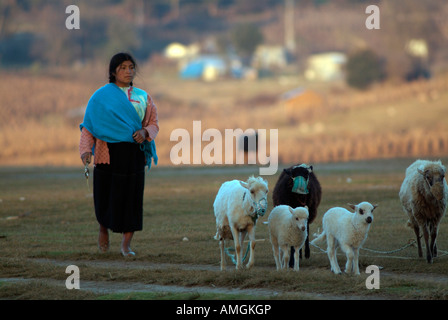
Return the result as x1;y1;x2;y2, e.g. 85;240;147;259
1;67;448;167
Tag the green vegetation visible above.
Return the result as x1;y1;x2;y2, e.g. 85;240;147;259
346;49;385;89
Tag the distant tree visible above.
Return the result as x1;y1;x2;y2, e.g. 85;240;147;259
230;23;263;59
0;32;36;66
346;48;385;90
103;20;139;59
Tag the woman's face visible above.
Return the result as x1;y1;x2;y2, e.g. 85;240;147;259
114;60;135;87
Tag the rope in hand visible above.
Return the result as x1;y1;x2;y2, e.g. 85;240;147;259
84;159;90;192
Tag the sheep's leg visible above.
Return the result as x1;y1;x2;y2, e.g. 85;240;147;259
239;230;247;263
412;223;423;258
327;235;341;274
281;245;290;269
230;226;242;270
278;246;284;269
431;224;438;258
434;241;438;258
273;245;281;270
246;225;256;269
293;246;300;271
271;237;281;270
235;237;242;269
353;248;360;275
304;221;310;259
289;247;296;269
278;247;284;269
290;230;307;267
430;223;438;258
219;239;226;271
422;223;433;263
341;244;354;274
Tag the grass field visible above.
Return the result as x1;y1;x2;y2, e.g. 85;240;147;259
1;158;447;300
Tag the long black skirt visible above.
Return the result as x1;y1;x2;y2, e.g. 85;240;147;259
93;142;145;233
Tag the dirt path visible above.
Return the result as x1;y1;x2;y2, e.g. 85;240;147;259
3;258;446;300
1;276;282;298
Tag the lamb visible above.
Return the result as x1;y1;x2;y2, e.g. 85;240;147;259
214;176;268;270
399;159;447;263
267;205;309;271
311;202;377;275
272;164;322;266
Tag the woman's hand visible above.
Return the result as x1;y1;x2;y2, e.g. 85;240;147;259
81;152;92;166
133;129;148;144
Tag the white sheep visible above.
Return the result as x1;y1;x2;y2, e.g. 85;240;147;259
311;202;377;275
214;176;268;270
399;159;447;263
268;205;309;271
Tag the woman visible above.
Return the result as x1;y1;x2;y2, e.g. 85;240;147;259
79;52;159;257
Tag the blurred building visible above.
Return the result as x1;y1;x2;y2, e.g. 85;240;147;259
304;52;347;82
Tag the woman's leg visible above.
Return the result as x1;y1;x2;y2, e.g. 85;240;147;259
121;231;135;256
98;224;109;252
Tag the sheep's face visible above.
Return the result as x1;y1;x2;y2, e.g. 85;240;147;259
418;165;446;201
290;206;309;232
285;164;313;179
285;164;313;195
348;202;377;224
240;177;269;216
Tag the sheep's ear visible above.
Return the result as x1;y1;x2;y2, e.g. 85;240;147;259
304;205;309;210
348;203;356;210
308;165;313;172
417;166;428;176
372;204;378;211
240;181;249;189
289;206;294;214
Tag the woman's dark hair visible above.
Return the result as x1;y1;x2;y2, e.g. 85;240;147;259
108;52;137;86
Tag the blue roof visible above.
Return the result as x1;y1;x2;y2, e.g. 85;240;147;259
180;56;226;79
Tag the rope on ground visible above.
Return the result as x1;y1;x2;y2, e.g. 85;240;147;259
310;239;448;260
224;242;250;265
310;239;416;255
361;239;417;254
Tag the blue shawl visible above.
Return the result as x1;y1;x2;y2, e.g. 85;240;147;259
80;83;157;169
